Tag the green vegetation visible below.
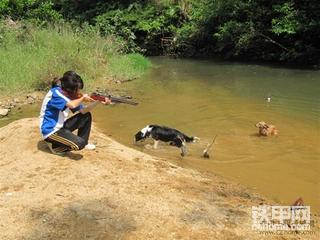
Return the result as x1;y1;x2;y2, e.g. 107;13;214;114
0;0;319;70
0;21;150;93
107;53;151;81
45;0;319;66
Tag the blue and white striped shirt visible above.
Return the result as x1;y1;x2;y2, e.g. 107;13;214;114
39;86;83;139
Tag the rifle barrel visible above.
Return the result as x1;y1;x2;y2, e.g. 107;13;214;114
110;96;138;105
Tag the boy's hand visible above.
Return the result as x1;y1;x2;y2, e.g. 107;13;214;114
82;94;94;102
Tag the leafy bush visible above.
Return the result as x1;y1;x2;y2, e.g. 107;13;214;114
95;3;183;55
0;0;61;23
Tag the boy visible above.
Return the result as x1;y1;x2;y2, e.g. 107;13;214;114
39;71;111;155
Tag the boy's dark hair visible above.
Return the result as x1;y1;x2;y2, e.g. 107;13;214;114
51;77;61;88
59;71;84;94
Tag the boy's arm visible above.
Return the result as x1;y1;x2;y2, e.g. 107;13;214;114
66;94;92;109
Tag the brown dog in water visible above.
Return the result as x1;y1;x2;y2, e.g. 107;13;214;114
255;121;278;136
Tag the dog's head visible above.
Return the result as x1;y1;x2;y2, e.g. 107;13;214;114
255;121;268;129
255;121;278;136
134;131;146;142
134;125;153;143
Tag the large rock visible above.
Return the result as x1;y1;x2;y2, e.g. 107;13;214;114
0;108;9;117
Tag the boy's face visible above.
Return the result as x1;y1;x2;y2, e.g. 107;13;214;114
65;88;81;99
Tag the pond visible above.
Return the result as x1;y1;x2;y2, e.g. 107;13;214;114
94;57;320;212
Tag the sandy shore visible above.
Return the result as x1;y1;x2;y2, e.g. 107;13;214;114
0;118;318;239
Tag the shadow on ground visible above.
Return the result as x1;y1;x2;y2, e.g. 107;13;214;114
23;198;136;240
37;140;83;161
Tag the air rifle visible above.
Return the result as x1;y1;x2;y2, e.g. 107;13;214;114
90;92;138;106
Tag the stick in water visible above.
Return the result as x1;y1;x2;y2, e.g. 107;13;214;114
202;135;217;158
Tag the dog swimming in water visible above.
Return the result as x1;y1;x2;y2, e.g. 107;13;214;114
134;125;200;156
255;121;278;136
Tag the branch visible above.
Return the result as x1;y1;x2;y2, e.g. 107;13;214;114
258;32;291;52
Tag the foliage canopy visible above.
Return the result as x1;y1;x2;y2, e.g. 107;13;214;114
1;0;319;65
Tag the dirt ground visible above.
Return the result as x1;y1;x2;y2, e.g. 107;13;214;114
0;118;318;240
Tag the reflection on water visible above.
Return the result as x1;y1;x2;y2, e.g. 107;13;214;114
94;57;320;212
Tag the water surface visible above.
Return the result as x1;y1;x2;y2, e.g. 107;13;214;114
94;57;320;212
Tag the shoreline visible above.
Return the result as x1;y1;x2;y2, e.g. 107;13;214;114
0;118;318;239
1;85;319;213
0;81;129;119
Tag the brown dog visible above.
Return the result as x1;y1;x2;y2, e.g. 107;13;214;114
255;121;278;136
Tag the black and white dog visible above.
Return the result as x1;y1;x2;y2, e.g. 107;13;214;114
134;125;200;156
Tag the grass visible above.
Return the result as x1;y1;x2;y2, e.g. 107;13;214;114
0;20;150;94
107;53;151;81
